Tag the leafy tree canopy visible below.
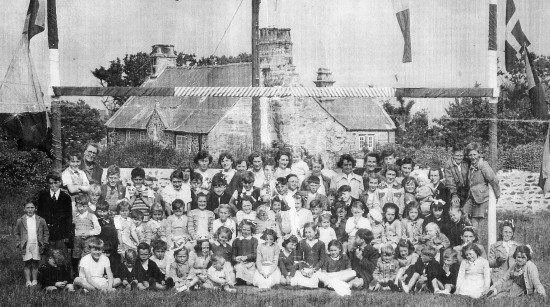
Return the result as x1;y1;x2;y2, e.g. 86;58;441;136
59;100;106;157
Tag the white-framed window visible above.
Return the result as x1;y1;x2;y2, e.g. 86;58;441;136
367;134;375;151
139;130;148;141
125;130;131;142
175;135;184;150
359;134;366;148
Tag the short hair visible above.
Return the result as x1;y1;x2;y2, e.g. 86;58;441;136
130;209;144;220
276;177;288;186
513;245;532;261
218;151;234;166
381;149;395;159
66;149;82;161
337;185;351;194
45;171;62;183
307;176;320;185
396;239;415;257
327;240;343;252
336;154;356;168
248;152;264;165
212;255;225;265
383;164;400;176
150;204;164;215
425;222;441;235
103;241;113;254
214;226;233;241
211;176;228;187
292;193;304;207
275;150;292;168
402;176;418;189
45;248;68;267
382;203;401;220
131;167;145;179
286;173;298;182
137;242;151;253
194;150;213;165
356;229;374;244
350;201;365;212
320;213;332;222
239;219;256;234
260;228;279;241
87;237;104;250
364;152;380;164
170;169;185;181
302;222;319;239
96;200;110;212
240;195;255;207
173;246;189;257
89;183;102;196
461;226;479;243
499;220;516;241
236;158;248;169
151;240;168;252
421;245;438;258
428;168;444;181
106;165;120;177
442;248;458;263
194;238;211;254
380;244;395;256
309;200;323;210
461;243;483;259
264;157;276;168
75;194;89;205
398;157;415;168
308;155;324;170
403;200;422;219
117;200;131;213
465;142;481;154
196;192;208;200
282;235;299;248
124;249;137;264
241;171;255;184
191;172;203;182
172;199;186;212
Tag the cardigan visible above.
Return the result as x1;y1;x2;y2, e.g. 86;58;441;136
278;249;302;277
298;239;326;270
488;240;519;282
321;254;352;273
493;261;546;296
232;236;258;263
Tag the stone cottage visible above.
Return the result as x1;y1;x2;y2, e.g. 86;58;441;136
105;28;395;166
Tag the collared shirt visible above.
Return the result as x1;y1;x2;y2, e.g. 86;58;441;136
331;172;364;199
250;168;266;189
50;189;60;200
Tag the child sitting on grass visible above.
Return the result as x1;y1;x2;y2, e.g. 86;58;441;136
15;199;49;287
190;238;212;289
166;247;198;292
253;229;281;289
418;223;450;262
394;239;418;286
73;238;115;292
398;245;439;293
233;220;258;285
113;249;139;290
150;240;169;278
211;226;235;285
202;255;237;293
38;248;73;292
134;242;166;291
345;202;370;251
432;248;460;294
348;229;379;290
318;240;356;296
370;244;400;291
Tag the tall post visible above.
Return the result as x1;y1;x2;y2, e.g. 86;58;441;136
251;0;262;151
487;0;498;248
48;0;62;170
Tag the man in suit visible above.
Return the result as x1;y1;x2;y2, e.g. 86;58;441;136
444;146;470;209
35;171;73;252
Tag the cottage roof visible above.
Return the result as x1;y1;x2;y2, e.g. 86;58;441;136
105;63;251;133
317;97;396;131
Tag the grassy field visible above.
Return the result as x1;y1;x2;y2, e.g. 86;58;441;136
0;186;548;306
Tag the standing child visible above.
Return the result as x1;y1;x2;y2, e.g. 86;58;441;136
361;173;382;212
134;242;166;291
202;255;237;293
253;229;281;289
290;147;309;186
96;201;120;268
131;210;148;245
73;238;115;292
114;200;138;257
15;199;49;287
190;172;208;204
165;199;189;248
87;184;102;213
113;249;139;290
422;200;453;241
318;212;337;253
345;202;371;251
146;205;167;243
398;245;439;293
318;240;356;296
432;248;460;294
190;238;212;289
232;220;258;285
236;196;257;226
72;194;101;273
370;244;400;291
229;171;261;214
348;229;379;290
211;226;235;285
382;203;402;248
61;150;90;197
212;204;237;241
101;165;126;214
296;222;326;288
38;248;73;292
310;200;324;224
332;204;349;254
126;167;155;222
187;193;215;241
401;201;424;246
166;247;199;292
455;243;491;298
368;209;385;251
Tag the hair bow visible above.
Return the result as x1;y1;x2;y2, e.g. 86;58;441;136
432;199;445;206
321;211;332;217
243;219;257;226
502;219;515;229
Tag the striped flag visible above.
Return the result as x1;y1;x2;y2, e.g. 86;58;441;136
524;46;548;118
392;0;411;63
505;0;530;70
23;0;46;41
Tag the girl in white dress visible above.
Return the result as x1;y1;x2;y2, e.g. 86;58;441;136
456;243;491;298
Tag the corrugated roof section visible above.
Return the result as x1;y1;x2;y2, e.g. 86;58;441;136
106;63;251;132
318;97;396;131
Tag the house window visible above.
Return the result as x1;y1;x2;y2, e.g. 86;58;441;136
359;134;366;148
367;134;375;150
175;135;184;150
139;131;148;141
125;130;131;142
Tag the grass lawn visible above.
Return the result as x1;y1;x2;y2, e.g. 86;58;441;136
0;187;548;306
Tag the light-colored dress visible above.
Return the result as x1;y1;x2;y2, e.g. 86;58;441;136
456;257;491;298
253;243;281;289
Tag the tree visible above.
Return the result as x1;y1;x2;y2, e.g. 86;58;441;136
382;96;416;145
59;100;106;157
400;110;443;148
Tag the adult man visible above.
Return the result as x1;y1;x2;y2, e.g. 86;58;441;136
80;143;103;184
444;145;469;209
331;154;364;199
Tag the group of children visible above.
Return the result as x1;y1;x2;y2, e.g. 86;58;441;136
14;148;546;299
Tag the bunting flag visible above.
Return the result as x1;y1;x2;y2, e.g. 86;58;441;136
505;0;530;70
392;0;411;63
0;0;50;152
524;46;548;118
538;124;550;196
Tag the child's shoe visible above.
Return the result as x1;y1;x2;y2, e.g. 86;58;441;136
176;285;188;292
165;278;175;289
31;280;38;287
130;280;138;291
398;279;409;294
224;285;237;293
26;281;32;287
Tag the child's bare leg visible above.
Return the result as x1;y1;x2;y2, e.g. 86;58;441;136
188;277;199;289
23;261;32;284
342;242;348;255
406;273;419;290
432;279;443;291
138;281;148;290
112;278;122;288
44;286;58;292
444;284;454;294
31;260;39;282
73;277;96;291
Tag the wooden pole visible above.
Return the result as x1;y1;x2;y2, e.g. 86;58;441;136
48;0;62;170
487;0;498;248
251;0;261;151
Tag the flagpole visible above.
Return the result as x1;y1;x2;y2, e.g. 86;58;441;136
47;0;62;170
487;0;499;248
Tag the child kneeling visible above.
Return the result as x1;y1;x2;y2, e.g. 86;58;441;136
73;238;115;292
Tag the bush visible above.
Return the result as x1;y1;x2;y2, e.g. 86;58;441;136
96;141;194;168
500;142;543;172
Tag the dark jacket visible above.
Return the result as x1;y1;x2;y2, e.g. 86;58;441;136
350;244;379;285
80;160;103;185
135;259;164;283
35;189;73;242
38;263;71;288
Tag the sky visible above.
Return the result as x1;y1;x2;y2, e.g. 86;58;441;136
1;0;550;116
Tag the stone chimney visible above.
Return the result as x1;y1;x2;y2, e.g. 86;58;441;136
259;27;299;87
313;68;335;87
150;44;177;78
